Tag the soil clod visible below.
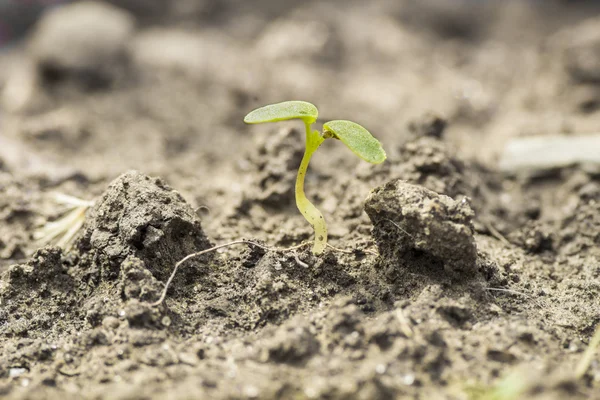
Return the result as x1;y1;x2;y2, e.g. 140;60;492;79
77;170;212;283
243;127;304;208
365;179;478;276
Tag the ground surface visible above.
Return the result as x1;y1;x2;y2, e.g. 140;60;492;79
1;0;600;399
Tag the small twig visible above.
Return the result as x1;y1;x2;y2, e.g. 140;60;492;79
57;368;81;377
485;287;532;298
151;239;310;307
395;308;414;338
326;243;379;256
383;218;414;239
325;243;354;254
575;323;600;379
483;220;511;246
293;252;309;268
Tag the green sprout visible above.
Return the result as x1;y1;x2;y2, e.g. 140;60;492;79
244;100;386;255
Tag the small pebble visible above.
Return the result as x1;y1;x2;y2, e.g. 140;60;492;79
244;385;259;398
9;368;27;378
403;374;415;385
29;1;135;84
375;364;387;374
178;352;198;366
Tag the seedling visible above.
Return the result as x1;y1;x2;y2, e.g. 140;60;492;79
244;101;386;255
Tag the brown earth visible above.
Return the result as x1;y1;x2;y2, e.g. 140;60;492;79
1;1;600;399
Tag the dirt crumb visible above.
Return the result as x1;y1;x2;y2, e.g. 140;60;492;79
258;316;319;364
361;116;480;201
407;112;447;139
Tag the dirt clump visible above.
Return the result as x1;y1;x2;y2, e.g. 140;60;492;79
555;190;600;257
365;179;478;277
242;127;304;208
0;247;78;339
361;113;479;201
77;170;212;283
257;315;319;364
508;220;555;254
0;173;39;262
562;15;600;85
1;170;213;343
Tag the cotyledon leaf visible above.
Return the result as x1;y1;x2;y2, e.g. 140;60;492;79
244;101;318;124
323;120;387;164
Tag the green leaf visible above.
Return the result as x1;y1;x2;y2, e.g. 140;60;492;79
323;120;386;164
244;101;318;125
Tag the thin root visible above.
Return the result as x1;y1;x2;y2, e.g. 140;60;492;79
326;243;379;256
383;218;414;239
485;287;531;298
151;239;311;307
483;220;511;246
152;239;381;307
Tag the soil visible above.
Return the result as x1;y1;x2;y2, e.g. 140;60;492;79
1;1;600;399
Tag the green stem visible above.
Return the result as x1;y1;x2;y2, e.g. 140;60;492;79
296;121;327;254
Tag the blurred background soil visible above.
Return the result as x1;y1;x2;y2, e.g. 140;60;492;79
0;0;600;399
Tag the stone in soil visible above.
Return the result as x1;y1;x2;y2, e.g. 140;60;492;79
28;1;135;89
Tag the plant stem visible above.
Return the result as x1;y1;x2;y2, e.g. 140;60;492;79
296;121;327;254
